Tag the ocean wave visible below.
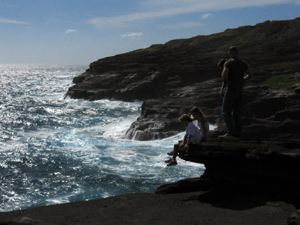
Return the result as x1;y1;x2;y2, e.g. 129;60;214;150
0;65;205;212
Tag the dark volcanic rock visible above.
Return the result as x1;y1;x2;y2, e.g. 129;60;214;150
65;18;300;141
66;18;300;101
183;139;300;197
0;191;297;225
125;78;223;140
157;138;300;203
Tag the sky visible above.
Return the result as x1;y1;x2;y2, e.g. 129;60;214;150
0;0;300;65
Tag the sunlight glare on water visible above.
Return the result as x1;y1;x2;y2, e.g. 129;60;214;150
0;65;205;212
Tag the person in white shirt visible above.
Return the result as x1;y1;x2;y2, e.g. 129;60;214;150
165;114;202;166
189;107;209;141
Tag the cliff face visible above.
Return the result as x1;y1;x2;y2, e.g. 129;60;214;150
65;18;300;140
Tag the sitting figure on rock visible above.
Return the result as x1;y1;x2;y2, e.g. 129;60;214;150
189;107;209;142
165;113;204;166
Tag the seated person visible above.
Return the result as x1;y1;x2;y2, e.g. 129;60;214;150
189;107;209;142
165;114;202;166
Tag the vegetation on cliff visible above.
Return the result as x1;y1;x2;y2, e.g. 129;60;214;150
260;73;300;92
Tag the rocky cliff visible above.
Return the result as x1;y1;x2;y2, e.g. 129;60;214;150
65;17;300;141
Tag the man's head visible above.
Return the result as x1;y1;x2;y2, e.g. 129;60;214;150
228;46;238;57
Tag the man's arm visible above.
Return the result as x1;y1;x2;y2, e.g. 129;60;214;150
244;68;253;80
222;68;229;81
220;81;226;96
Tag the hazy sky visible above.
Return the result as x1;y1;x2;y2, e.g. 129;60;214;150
1;0;299;65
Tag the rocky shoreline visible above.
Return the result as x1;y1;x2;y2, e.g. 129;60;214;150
2;139;300;225
64;17;300;141
0;191;298;225
1;18;300;224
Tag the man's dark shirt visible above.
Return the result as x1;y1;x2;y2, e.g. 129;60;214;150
224;57;249;90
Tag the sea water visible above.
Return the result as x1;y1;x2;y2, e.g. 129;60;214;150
0;65;205;212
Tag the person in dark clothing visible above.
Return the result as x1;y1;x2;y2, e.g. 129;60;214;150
219;46;253;139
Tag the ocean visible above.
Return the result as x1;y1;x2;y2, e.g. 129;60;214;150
0;65;205;212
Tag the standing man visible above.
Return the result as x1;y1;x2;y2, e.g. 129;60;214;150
219;46;253;139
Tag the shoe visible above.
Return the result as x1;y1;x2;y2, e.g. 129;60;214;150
167;160;178;166
167;150;174;156
164;158;172;163
218;133;239;139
